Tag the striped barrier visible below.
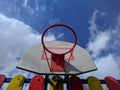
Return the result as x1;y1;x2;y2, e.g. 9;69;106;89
1;74;120;90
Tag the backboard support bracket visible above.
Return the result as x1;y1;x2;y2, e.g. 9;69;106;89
51;54;65;72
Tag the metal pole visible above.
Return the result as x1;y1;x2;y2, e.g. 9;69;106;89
64;75;70;90
44;75;49;90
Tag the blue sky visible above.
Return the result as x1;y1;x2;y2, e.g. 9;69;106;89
0;0;120;89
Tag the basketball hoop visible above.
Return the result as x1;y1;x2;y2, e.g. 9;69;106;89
41;24;77;72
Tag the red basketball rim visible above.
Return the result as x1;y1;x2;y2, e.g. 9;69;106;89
41;24;77;55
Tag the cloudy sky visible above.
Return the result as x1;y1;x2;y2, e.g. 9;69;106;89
0;0;120;89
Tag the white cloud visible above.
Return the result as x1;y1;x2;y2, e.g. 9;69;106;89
57;33;64;39
87;10;111;57
23;0;28;7
96;54;120;78
0;13;56;77
101;11;107;16
82;54;120;79
88;10;98;37
83;10;120;79
87;32;110;57
117;14;120;27
35;0;39;11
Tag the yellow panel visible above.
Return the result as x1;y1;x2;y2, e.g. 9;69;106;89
87;76;103;90
50;76;63;90
7;75;25;90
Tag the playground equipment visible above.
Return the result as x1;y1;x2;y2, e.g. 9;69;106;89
29;75;44;90
1;74;120;90
0;74;6;88
105;76;120;90
87;76;103;90
6;75;25;90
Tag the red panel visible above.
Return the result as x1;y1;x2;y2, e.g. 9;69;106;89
105;76;120;90
29;75;44;90
0;74;6;88
70;75;84;90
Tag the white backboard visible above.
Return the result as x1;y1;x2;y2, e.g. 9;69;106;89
16;41;97;75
